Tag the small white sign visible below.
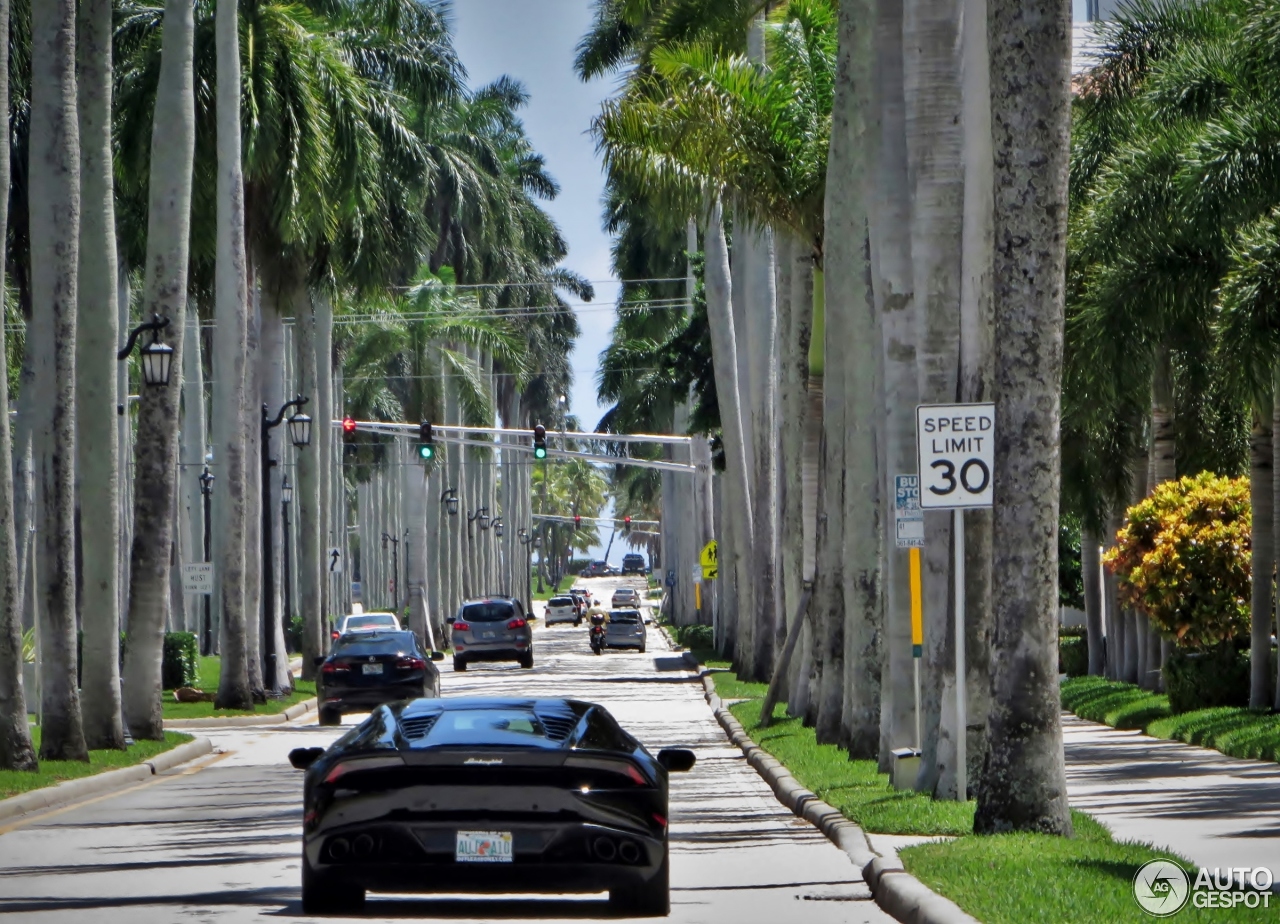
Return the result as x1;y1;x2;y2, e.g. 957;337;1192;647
328;547;343;573
894;474;925;549
691;566;703;584
181;562;214;595
916;403;995;509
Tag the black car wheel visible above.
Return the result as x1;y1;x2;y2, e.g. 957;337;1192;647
317;707;341;727
575;617;581;627
453;657;467;672
519;653;534;669
609;848;669;917
301;851;365;914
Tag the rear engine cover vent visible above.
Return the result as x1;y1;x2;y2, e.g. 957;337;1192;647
399;713;440;740
538;713;578;741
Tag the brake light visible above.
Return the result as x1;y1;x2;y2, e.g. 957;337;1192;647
626;764;646;786
323;755;404;784
330;631;339;641
653;812;667;828
507;618;526;629
321;661;349;674
395;657;426;670
452;621;470;632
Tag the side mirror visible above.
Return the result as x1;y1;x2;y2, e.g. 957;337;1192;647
430;651;445;662
312;656;326;667
657;748;696;773
288;746;325;770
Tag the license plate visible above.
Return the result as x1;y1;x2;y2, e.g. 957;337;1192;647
481;631;496;639
362;663;383;675
455;830;513;863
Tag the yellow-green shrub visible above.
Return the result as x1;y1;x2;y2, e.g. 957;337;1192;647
1102;473;1251;649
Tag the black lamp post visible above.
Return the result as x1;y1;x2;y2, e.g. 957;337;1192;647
468;507;490;534
492;518;504;538
518;529;535;615
281;475;294;653
198;465;215;655
262;395;310;694
117;314;174;387
382;531;399;611
440;488;459;518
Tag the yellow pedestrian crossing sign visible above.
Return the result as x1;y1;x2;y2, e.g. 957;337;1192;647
700;541;718;580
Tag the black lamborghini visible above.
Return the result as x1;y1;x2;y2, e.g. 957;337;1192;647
289;696;695;916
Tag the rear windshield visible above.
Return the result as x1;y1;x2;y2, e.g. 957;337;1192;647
461;602;517;623
610;611;640;624
549;597;573;606
613;590;636;599
426;709;547;744
345;614;397;630
624;555;643;563
334;632;414;656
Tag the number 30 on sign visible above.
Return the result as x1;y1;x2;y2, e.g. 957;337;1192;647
915;404;995;510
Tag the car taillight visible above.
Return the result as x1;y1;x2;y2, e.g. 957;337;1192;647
652;812;667;828
321;661;350;674
330;631;339;641
323;755;404;784
395;657;426;670
507;618;526;629
626;764;647;786
452;621;470;632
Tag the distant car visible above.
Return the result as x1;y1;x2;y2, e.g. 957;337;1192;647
332;611;400;643
569;587;591;615
605;609;647;652
450;597;534;671
288;696;696;915
582;560;610;577
611;587;641;609
545;595;580;626
315;631;442;726
621;553;647;575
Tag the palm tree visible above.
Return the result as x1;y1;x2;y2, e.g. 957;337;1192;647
973;0;1073;836
0;0;37;773
121;0;196;740
29;0;88;761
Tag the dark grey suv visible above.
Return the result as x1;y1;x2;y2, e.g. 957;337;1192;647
449;597;534;671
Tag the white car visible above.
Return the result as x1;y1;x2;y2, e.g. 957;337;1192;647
331;611;401;643
544;596;580;626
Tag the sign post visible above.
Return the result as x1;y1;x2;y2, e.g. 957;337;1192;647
916;402;995;802
894;474;925;750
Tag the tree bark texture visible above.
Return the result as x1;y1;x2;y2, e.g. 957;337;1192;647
31;0;88;761
974;0;1074;836
1083;529;1105;676
243;291;264;694
293;280;322;683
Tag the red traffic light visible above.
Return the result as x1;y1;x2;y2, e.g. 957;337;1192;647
624;516;631;527
574;515;581;528
342;417;357;434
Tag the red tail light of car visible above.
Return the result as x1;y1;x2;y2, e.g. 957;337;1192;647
507;618;527;629
321;661;350;675
452;621;470;632
323;755;404;785
330;630;340;641
395;657;426;671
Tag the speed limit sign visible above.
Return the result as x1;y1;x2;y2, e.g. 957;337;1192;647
915;404;994;509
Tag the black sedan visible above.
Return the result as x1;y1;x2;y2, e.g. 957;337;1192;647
289;696;696;916
315;631;443;726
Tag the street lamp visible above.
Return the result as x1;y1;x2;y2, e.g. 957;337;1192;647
281;475;294;656
117;314;174;387
261;395;309;694
440;488;460;518
467;506;489;534
493;518;504;538
198;465;215;655
382;531;400;612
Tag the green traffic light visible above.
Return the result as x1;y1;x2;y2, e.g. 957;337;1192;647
534;446;547;460
419;444;434;460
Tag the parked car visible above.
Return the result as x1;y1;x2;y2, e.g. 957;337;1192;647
605;609;647;652
545;595;580;626
449;597;534;671
582;560;610;577
611;587;641;609
288;696;696;915
331;611;401;644
621;553;647;576
315;630;442;726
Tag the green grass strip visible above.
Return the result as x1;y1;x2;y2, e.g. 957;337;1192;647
161;656;315;720
0;730;192;799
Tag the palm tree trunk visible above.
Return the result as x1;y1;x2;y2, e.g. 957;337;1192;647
1143;352;1175;690
1249;393;1273;709
211;0;250;709
75;0;123;750
31;0;88;761
313;290;333;649
1083;529;1105;676
973;0;1073;836
786;246;816;714
121;0;195;739
180;318;206;638
0;0;37;772
243;289;264;695
1274;370;1280;712
292;280;322;683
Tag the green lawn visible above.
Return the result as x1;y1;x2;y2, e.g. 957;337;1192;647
0;729;192;799
1062;676;1280;762
161;656;315;720
703;666;1275;922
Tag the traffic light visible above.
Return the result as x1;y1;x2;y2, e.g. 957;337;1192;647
574;514;582;529
533;424;547;460
342;417;357;441
623;515;631;532
418;421;435;460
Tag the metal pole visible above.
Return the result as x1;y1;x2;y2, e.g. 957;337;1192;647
954;509;966;802
202;481;212;655
282;494;293;652
261;405;277;694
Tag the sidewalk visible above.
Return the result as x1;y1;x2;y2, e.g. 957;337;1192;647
1062;713;1280;882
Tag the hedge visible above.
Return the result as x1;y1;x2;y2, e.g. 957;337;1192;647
161;632;200;689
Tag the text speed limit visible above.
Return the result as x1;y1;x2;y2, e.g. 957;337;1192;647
915;403;995;509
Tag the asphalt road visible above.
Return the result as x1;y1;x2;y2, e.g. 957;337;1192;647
0;576;889;923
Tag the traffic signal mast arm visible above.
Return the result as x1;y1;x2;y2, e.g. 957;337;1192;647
533;512;660;528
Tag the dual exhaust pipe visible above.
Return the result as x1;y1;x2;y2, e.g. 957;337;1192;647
592;835;641;864
327;833;376;861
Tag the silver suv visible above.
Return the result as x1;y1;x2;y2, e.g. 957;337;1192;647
449;597;533;671
605;609;646;651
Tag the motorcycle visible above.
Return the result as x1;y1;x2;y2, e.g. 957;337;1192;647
588;613;606;655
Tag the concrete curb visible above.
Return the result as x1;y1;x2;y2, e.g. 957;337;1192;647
0;736;214;825
163;697;317;729
699;673;979;924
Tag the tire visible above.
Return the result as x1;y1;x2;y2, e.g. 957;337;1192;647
317;707;341;727
453;658;467;672
301;851;365;915
519;653;534;669
609;848;669;917
639;645;647;654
